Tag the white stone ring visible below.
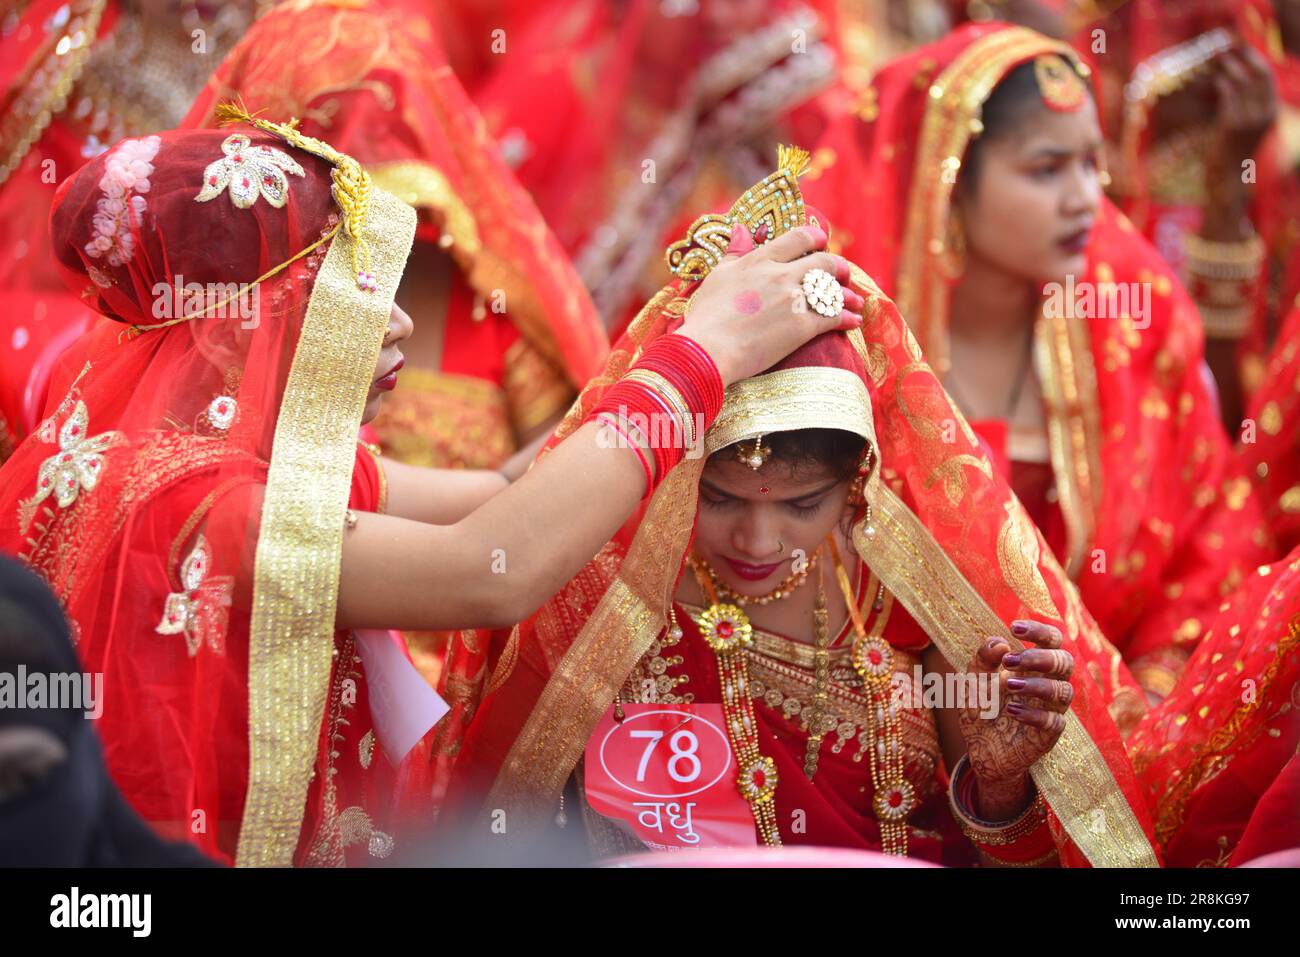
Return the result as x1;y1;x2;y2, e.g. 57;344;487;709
800;267;844;319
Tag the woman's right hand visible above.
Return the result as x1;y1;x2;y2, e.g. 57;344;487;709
678;223;865;386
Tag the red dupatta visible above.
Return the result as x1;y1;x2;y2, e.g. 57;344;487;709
472;0;838;331
0;122;417;866
803;22;1272;699
182;0;606;393
0;0;258;461
444;148;1160;867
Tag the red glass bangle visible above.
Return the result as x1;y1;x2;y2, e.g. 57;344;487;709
596;413;653;497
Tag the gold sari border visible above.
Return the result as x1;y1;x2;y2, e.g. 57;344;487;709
706;367;876;454
369;159;482;258
237;188;416;867
854;486;1159;867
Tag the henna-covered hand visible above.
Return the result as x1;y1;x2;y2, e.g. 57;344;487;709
957;620;1074;820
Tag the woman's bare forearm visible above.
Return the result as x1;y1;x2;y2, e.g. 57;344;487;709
382;458;508;524
337;420;647;631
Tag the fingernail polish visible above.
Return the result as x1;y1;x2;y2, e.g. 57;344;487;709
1002;653;1022;668
1011;621;1029;636
1006;702;1024;715
1007;677;1027;691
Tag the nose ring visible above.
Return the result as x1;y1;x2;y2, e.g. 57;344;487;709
777;539;784;554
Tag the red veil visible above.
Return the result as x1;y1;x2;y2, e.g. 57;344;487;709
0;0;260;462
444;149;1160;868
0;120;417;866
182;0;607;406
472;0;838;330
1128;547;1300;865
802;22;1272;699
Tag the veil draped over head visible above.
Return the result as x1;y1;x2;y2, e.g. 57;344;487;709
802;22;1272;699
182;0;607;391
0;115;416;866
445;147;1160;868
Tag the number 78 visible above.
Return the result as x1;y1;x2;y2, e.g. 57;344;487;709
629;729;701;783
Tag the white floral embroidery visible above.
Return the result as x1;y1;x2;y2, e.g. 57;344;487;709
156;534;233;656
206;395;237;431
194;133;305;210
84;135;161;268
31;400;121;510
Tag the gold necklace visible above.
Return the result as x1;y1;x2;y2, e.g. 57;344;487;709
828;536;912;856
688;549;819;606
802;555;831;779
685;568;782;846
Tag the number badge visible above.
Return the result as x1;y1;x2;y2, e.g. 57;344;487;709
584;704;758;849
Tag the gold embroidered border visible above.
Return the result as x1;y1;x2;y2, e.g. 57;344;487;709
484;456;706;830
898;28;1082;371
854;486;1158;867
237;188;415;867
1034;306;1102;579
369;159;481;258
705;367;876;454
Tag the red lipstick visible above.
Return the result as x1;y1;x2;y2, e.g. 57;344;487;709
374;356;404;392
724;557;783;581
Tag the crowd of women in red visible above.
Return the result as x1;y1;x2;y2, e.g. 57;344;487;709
0;0;1296;870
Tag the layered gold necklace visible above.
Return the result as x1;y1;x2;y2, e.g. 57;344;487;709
686;535;913;854
687;549;819;606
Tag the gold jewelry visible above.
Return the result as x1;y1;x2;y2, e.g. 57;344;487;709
666;145;811;281
803;555;831;779
623;368;696;449
1033;53;1087;112
689;550;819;606
947;754;1048;846
689;566;781;846
1183;233;1266;281
935;211;966;281
830;535;911;856
735;434;771;470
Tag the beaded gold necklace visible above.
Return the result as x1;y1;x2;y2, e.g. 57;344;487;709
686;533;913;852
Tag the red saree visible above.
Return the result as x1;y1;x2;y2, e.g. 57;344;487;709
183;0;608;471
0;0;257;462
803;22;1273;699
0;121;420;865
1128;547;1300;865
472;0;838;333
443;148;1160;867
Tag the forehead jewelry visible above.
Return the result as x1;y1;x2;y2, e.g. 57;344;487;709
736;435;771;471
1033;53;1087;113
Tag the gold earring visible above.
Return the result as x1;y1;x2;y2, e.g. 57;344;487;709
937;212;966;280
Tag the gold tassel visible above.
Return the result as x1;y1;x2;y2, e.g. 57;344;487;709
213;100;374;285
777;144;812;180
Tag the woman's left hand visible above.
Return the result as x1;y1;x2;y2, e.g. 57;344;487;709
957;620;1074;819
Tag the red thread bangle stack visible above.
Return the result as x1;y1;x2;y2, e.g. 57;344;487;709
586;334;725;497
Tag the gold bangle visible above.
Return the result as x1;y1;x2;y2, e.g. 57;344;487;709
947;754;1048;847
1183;233;1265;281
623;368;695;450
1198;302;1254;339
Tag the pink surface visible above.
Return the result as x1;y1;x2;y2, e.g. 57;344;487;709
601;846;941;868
